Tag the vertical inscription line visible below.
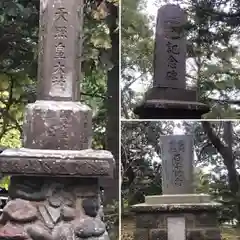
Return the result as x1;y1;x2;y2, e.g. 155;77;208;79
153;5;187;89
161;135;194;194
38;0;84;100
51;3;68;96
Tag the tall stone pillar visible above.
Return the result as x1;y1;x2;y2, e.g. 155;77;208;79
0;1;115;239
134;4;209;119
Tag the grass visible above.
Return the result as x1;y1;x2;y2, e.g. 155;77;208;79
221;227;240;240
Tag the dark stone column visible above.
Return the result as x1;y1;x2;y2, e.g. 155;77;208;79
134;4;209;119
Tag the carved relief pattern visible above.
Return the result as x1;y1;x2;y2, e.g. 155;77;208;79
0;177;109;240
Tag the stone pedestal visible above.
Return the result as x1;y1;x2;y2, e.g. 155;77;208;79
132;199;221;240
131;134;221;240
0;148;114;240
134;87;209;119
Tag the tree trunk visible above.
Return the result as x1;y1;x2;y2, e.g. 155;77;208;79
100;2;119;205
202;121;240;223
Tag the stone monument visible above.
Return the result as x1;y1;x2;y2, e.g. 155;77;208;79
0;1;115;240
131;135;221;240
134;4;209;119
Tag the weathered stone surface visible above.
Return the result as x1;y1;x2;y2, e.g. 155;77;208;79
0;148;114;177
145;87;197;102
149;229;167;240
8;176;47;201
2;199;38;223
61;206;76;221
73;217;106;238
135;211;219;231
135;213;165;228
26;224;52;240
133;205;221;240
187;229;221;240
195;212;218;227
153;4;187;89
38;0;84;100
134;229;149;240
184;213;196;228
160;135;194;194
131;203;221;213
167;217;185;240
145;194;210;204
82;197;100;218
134;99;209;119
74;182;99;197
8;176;99;202
23;101;92;150
204;229;221;240
187;230;204;240
0;222;28;239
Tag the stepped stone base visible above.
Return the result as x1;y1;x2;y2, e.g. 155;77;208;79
145;194;211;204
134;87;209;119
0;148;114;240
131;201;221;240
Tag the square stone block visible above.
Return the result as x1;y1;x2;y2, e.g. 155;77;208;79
187;230;204;240
136;213;166;228
184;213;195;228
23;101;92;150
149;229;167;240
134;229;149;240
195;212;218;228
204;229;221;240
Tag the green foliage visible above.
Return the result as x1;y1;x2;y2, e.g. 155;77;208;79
0;176;10;190
184;121;240;224
121;121;175;206
121;0;154;119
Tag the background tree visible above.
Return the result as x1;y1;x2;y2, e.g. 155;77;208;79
121;0;154;119
121;121;175;208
